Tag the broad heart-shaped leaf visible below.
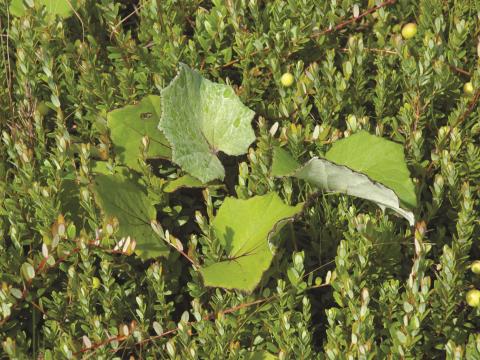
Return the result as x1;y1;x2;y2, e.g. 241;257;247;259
271;136;416;225
325;131;417;209
159;63;255;183
107;95;171;171
10;0;78;18
295;158;415;225
92;168;169;259
200;193;303;292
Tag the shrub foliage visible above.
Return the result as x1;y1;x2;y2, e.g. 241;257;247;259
0;0;480;358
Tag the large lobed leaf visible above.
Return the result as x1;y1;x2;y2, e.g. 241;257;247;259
9;0;79;18
92;167;169;259
159;64;255;183
295;158;415;225
271;131;416;225
324;131;417;209
107;95;171;171
200;193;303;292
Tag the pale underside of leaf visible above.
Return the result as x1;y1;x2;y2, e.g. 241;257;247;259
272;147;414;225
325;131;417;209
159;63;256;183
295;158;414;225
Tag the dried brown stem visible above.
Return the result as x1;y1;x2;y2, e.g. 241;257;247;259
312;0;397;37
449;65;471;76
217;0;397;70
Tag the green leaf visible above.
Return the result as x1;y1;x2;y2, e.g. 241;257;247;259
92;169;168;259
200;193;303;292
163;174;205;193
90;160;114;175
21;262;35;281
295;158;415;225
324;131;417;209
271;132;416;225
10;288;23;300
9;0;79;18
271;146;301;177
107;95;171;171
159;64;255;183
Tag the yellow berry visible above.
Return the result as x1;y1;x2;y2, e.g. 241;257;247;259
466;289;480;307
471;260;480;275
401;23;418;40
464;82;474;95
280;72;294;87
92;277;101;289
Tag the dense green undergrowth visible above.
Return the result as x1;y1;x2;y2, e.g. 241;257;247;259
1;0;480;358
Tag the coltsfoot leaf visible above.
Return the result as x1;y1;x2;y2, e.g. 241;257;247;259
271;131;416;225
92;167;169;259
107;95;171;171
159;64;255;183
295;157;415;225
325;131;417;209
200;193;303;292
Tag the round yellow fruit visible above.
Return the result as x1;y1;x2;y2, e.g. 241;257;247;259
471;260;480;275
466;289;480;307
280;72;295;87
464;82;474;95
401;23;418;40
92;277;101;289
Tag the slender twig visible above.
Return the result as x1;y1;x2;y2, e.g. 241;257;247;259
136;297;272;346
216;0;397;70
0;244;84;327
67;0;85;43
80;262;335;356
339;47;398;55
449;65;471;76
219;48;265;69
75;232;426;355
109;3;145;40
76;335;127;356
166;241;197;266
312;0;397;37
160;229;199;266
453;89;480;128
